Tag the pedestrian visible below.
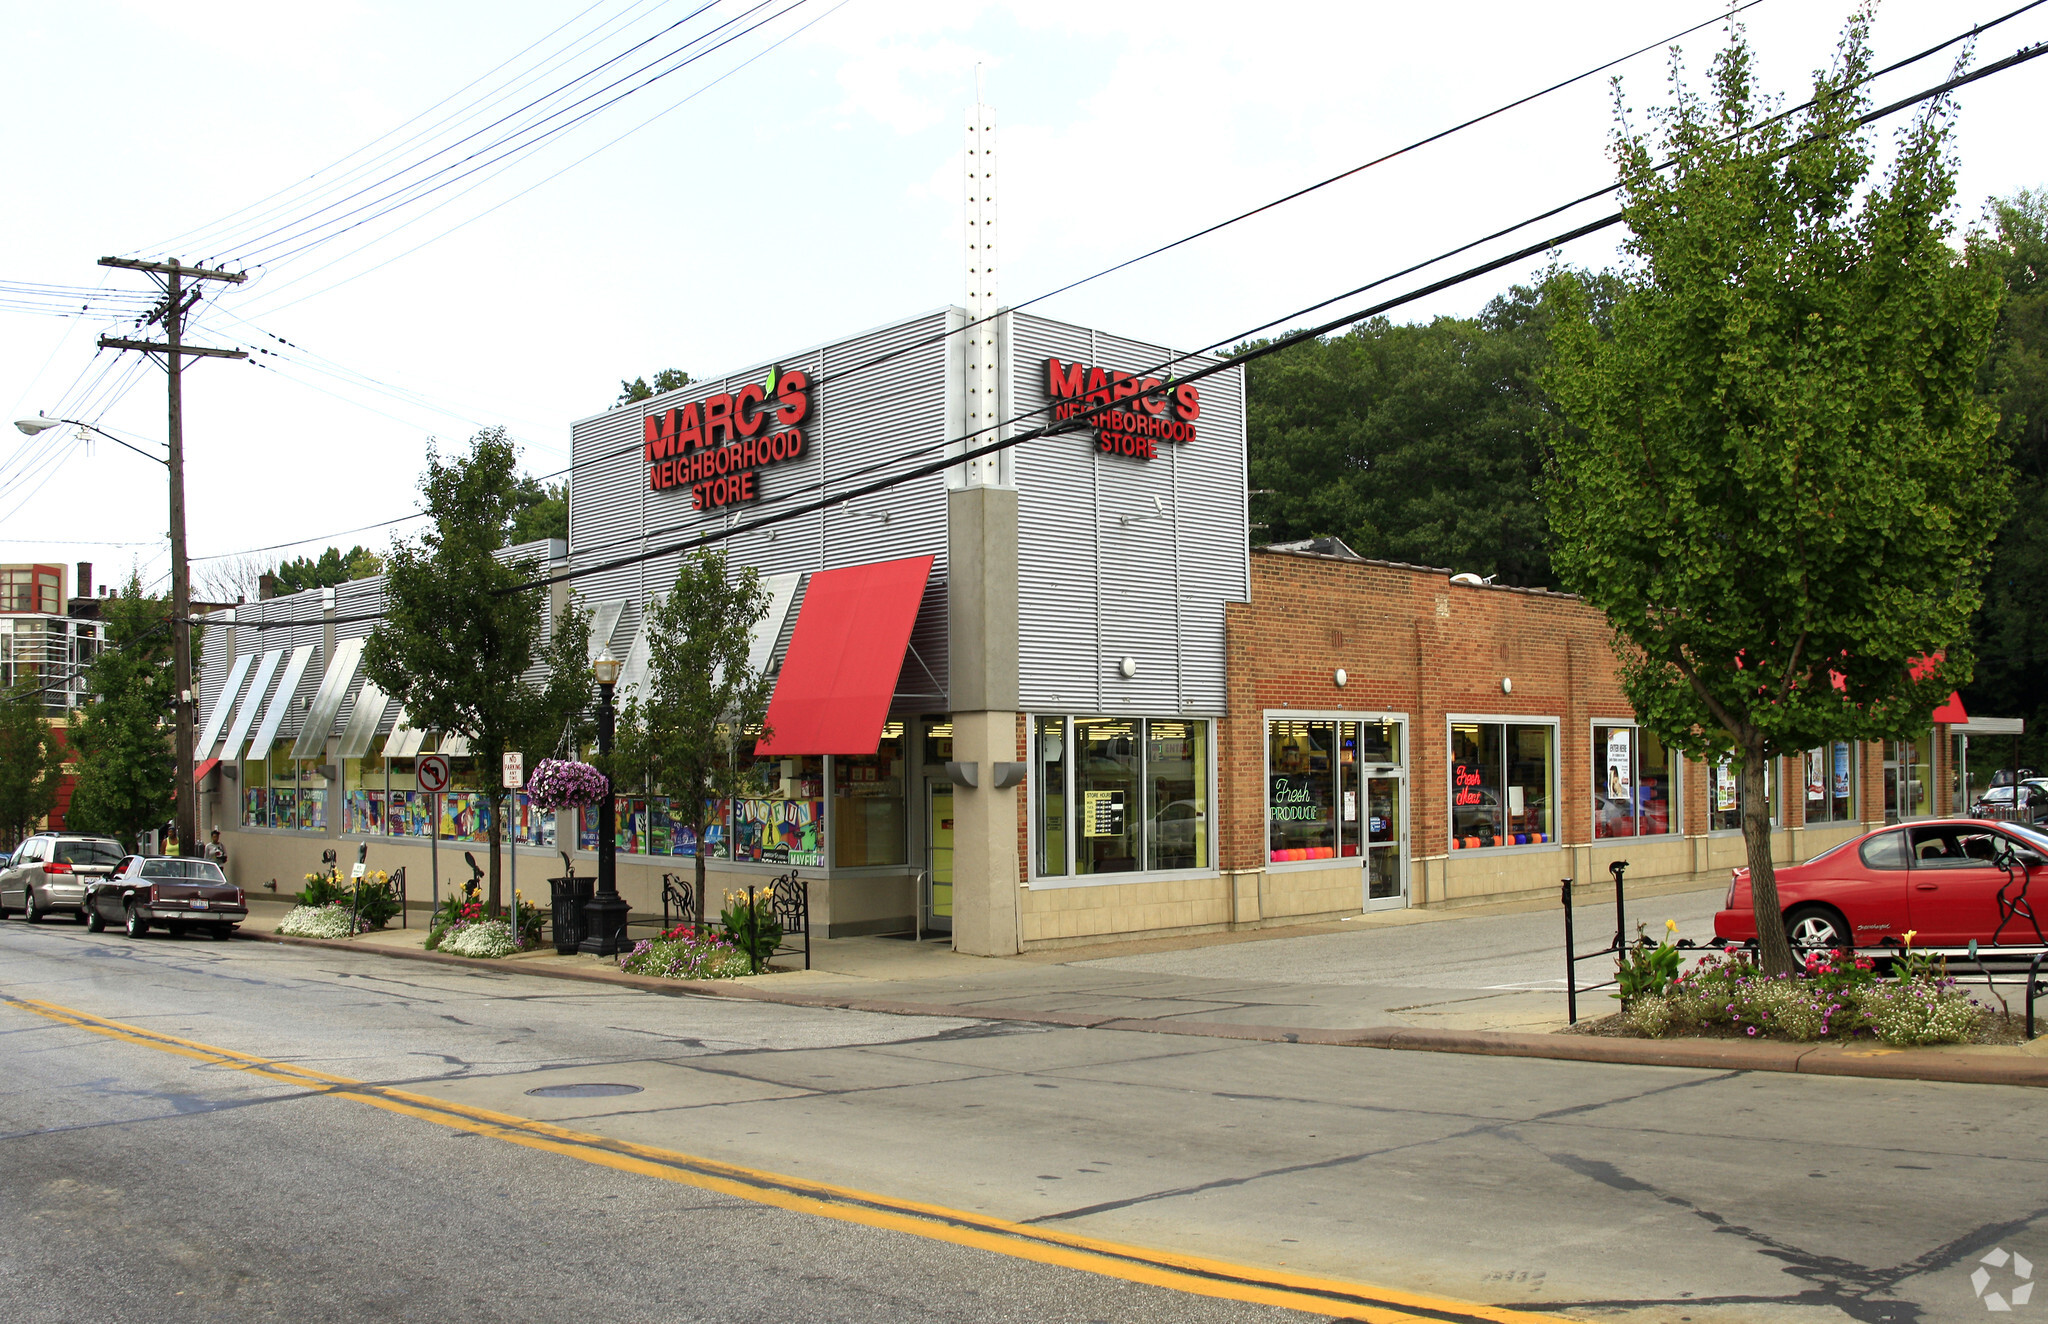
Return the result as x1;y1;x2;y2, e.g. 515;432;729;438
206;829;228;871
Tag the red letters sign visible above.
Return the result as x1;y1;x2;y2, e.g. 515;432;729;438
643;367;812;509
1045;357;1200;462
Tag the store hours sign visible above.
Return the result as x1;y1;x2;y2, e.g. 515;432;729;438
643;365;812;509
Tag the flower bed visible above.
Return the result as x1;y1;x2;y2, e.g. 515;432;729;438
1604;930;1995;1047
276;904;362;940
426;889;546;958
619;923;754;981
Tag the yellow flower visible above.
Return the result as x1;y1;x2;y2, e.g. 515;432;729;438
1903;929;1917;946
1664;919;1678;934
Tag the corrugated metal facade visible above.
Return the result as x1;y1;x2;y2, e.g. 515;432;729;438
1008;313;1248;716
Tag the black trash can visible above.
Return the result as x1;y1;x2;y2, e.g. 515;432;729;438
550;876;594;954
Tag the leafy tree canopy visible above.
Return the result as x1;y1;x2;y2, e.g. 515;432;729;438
64;575;176;851
270;545;383;595
0;679;66;848
509;477;568;546
1542;15;2007;974
1961;189;2048;767
361;427;593;912
1239;283;1616;588
615;368;692;408
609;549;772;922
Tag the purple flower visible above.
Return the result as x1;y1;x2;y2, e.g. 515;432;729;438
527;758;609;811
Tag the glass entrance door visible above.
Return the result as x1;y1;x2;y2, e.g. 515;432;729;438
1342;719;1406;911
924;779;953;934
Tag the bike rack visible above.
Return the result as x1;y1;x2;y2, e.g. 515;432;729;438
1563;859;1636;1025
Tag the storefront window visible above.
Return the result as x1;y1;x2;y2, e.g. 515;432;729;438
1268;719;1337;860
387;736;429;837
829;725;903;867
1075;717;1141;874
1593;725;1675;839
268;748;299;830
1711;757;1777;831
297;760;329;831
1145;719;1208;871
1804;743;1856;824
1449;721;1552;849
1036;716;1066;877
242;756;268;827
1886;735;1930;821
731;748;824;866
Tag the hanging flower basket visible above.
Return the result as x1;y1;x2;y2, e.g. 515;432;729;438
526;758;608;812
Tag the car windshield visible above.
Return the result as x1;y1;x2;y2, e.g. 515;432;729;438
138;858;227;883
55;840;125;866
2003;824;2048;855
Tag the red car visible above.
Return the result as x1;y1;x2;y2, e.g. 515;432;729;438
1714;819;2048;950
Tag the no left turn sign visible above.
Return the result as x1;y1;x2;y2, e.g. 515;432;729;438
416;754;451;794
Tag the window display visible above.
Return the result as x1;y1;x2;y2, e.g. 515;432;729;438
1145;719;1208;871
830;726;901;867
1075;718;1140;874
1268;719;1337;860
1805;743;1856;824
1449;721;1552;848
1593;725;1675;838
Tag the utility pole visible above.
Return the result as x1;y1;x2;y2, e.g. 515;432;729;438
97;256;247;857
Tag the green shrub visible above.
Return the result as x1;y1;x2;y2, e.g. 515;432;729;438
1617;947;1982;1047
719;888;781;967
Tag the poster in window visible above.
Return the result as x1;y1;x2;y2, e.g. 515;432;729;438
1083;790;1125;837
1716;763;1737;809
1832;742;1851;798
1605;729;1632;802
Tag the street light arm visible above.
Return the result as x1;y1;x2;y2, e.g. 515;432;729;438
13;416;169;468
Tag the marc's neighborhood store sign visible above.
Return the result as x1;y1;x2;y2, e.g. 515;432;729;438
643;366;813;508
1046;357;1200;461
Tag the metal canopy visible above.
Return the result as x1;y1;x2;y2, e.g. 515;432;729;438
195;653;253;760
246;645;317;763
290;637;365;759
386;710;427;758
218;650;283;764
335;679;391;760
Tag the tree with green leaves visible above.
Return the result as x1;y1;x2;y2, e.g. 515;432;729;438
509;477;568;545
1239;284;1598;588
0;679;66;849
1962;189;2048;771
362;428;593;915
65;576;177;850
1543;15;2007;975
615;368;692;408
609;549;773;924
271;545;383;594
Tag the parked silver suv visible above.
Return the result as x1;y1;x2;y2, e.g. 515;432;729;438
1;833;126;923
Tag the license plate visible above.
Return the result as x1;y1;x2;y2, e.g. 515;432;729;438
190;900;209;910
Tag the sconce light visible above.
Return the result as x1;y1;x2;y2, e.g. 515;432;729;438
991;762;1026;790
1334;668;1348;687
945;761;978;788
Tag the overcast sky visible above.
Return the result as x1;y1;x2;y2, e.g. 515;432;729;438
3;0;2041;602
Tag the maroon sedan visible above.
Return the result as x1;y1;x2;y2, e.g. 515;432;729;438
1714;819;2048;950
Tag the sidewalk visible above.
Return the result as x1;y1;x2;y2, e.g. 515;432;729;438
238;895;2048;1088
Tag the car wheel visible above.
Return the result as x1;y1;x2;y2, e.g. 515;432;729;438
1785;905;1849;950
22;889;41;924
83;903;105;933
123;902;149;939
212;925;233;942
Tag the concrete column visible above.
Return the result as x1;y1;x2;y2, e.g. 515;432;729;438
947;485;1020;957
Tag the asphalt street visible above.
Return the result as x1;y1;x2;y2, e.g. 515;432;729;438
3;915;2043;1324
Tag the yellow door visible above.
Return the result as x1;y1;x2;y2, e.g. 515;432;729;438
926;782;953;930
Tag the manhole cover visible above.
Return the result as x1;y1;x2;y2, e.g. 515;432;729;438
525;1082;644;1099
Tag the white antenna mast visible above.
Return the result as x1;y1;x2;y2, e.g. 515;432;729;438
960;63;1008;487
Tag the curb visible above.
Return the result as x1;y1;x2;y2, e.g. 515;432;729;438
238;931;2048;1088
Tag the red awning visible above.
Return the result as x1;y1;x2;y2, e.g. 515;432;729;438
193;757;220;785
755;555;933;756
1933;691;1970;724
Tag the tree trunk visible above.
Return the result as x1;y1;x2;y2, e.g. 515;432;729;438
487;788;504;918
1742;747;1794;976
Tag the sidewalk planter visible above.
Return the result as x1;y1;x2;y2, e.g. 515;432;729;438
550;875;594;954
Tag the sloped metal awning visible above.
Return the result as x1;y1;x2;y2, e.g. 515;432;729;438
754;556;933;756
196;654;253;762
218;650;284;764
245;645;317;763
335;680;392;760
290;637;365;758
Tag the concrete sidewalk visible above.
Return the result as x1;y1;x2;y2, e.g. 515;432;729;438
238;891;2048;1088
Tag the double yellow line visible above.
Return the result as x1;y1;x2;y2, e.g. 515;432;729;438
6;994;1579;1324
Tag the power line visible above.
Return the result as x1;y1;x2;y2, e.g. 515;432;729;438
139;0;648;259
165;2;2047;581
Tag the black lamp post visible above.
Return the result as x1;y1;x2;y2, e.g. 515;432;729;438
579;649;631;955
